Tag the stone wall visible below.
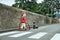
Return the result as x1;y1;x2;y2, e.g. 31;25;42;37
0;3;58;30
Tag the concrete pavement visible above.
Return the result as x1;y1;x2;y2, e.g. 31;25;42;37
0;23;60;40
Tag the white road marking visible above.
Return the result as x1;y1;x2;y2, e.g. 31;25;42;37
28;32;47;39
0;31;19;36
9;32;32;37
51;33;60;40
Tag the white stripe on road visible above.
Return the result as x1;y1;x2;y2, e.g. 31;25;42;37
9;32;32;37
28;32;47;39
51;33;60;40
0;31;19;36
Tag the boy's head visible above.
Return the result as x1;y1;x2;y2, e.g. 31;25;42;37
21;11;26;16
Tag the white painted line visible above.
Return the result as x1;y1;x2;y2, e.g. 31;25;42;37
9;32;32;37
51;33;60;40
28;32;47;39
0;31;19;36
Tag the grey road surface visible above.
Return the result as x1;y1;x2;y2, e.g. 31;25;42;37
0;23;60;40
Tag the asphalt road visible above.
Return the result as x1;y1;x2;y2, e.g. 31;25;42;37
0;23;60;40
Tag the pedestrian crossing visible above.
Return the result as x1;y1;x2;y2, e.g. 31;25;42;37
0;31;60;40
9;32;32;37
0;31;19;36
28;32;47;39
51;33;60;40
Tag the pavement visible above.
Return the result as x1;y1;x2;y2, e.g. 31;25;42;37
0;23;60;40
0;28;18;33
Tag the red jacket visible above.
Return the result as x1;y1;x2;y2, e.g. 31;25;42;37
21;16;26;23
